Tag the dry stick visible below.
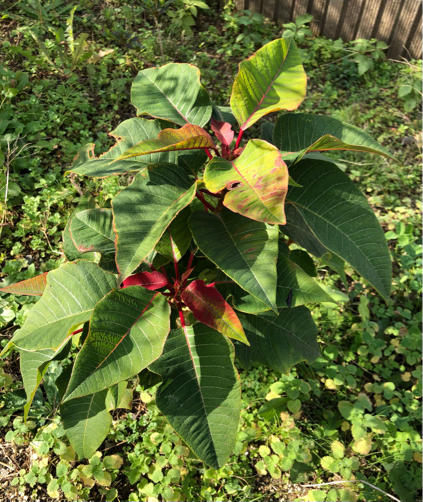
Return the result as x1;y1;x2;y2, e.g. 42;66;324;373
301;480;401;502
154;16;164;65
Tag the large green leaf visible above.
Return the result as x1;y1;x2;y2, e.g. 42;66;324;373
70;208;116;272
273;113;396;162
230;38;306;131
66;118;177;178
149;323;241;469
216;241;334;313
116;124;216;160
113;164;197;282
11;261;117;352
204;140;289;224
0;273;48;296
236;306;320;373
63;290;170;401
62;193;97;262
154;207;192;262
131;63;212;127
177;149;208;177
20;349;52;421
189;209;278;312
61;389;111;459
286;159;392;300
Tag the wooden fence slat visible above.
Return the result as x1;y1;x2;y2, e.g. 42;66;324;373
407;9;423;60
262;0;277;20
355;0;384;39
387;0;421;58
292;0;310;20
372;0;402;42
338;0;366;41
275;0;295;24
249;0;262;13
226;0;421;59
233;0;245;10
310;0;328;35
324;0;344;40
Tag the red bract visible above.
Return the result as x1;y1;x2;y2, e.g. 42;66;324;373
121;271;168;290
181;279;249;345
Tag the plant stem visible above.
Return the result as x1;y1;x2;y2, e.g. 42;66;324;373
200;188;221;198
205;148;213;160
178;303;186;328
234;129;244;150
195;191;215;212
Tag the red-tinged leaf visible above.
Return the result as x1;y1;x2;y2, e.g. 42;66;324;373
115;124;216;160
182;279;249;345
181;268;194;284
0;273;48;296
121;271;168;290
204;139;289;225
211;119;234;147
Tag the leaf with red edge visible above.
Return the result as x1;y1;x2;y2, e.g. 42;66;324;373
115;124;216;160
0;273;48;296
211;119;234;147
122;271;168;290
182;279;249;345
204;139;289;224
230;38;306;131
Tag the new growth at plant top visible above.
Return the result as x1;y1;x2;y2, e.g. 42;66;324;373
1;36;398;468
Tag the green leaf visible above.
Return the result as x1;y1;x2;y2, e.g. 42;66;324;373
61;389;112;459
286;248;317;277
11;262;116;353
149;324;241;469
113;164;197;282
62;193;97;262
260;121;274;143
154;207;192;262
230;38;306;131
63;289;169;401
276;242;334;307
204;140;288;224
236;306;320;373
211;104;236;125
285;159;392;300
116;124;216;160
66;118;177;178
189;208;278;312
178;149;208;177
273;113;396;163
131;63;212;127
20;349;52;421
216;242;333;312
0;273;48;296
70;208;116;272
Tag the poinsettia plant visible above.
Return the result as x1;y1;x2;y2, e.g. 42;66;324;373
1;38;395;467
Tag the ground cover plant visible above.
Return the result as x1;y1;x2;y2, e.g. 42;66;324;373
0;2;421;501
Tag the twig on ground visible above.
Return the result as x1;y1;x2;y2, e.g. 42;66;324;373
301;479;401;502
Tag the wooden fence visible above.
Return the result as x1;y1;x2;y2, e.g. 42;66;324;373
225;0;422;59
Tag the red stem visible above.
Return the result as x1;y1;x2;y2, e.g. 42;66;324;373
200;188;220;198
195;191;215;212
234;129;244;150
71;328;83;336
205;148;213;160
178;303;186;328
